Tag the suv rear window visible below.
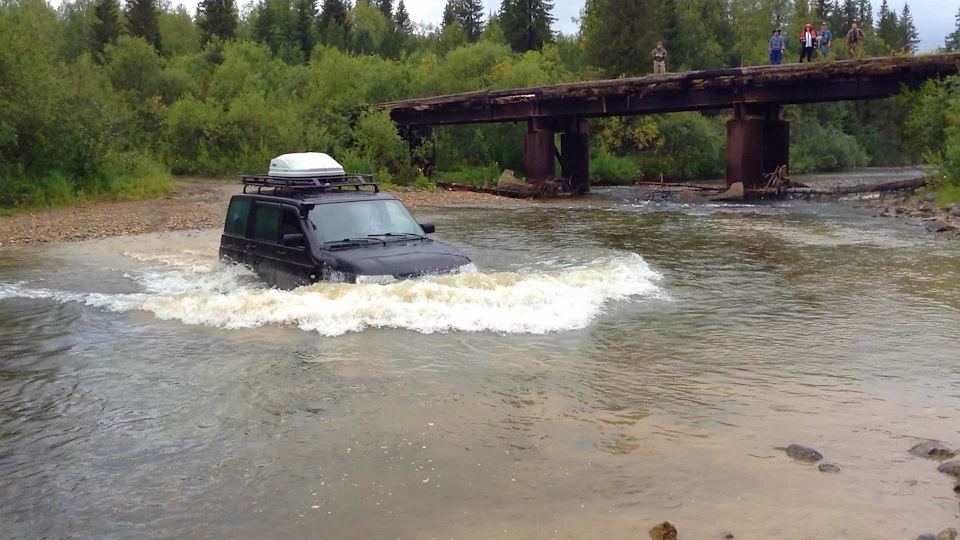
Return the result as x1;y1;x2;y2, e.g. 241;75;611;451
253;203;281;242
225;198;251;236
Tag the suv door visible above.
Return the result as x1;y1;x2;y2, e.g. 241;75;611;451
249;201;282;285
220;196;253;265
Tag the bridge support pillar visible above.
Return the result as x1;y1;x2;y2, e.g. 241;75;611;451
726;103;790;189
561;121;590;194
525;123;556;185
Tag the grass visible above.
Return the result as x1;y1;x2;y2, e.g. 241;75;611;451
931;183;960;207
1;155;174;215
434;164;501;187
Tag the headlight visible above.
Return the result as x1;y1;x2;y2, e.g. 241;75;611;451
355;274;397;285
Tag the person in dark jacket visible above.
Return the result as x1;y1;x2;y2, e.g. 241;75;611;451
847;21;865;56
799;23;817;63
652;42;667;74
769;29;786;65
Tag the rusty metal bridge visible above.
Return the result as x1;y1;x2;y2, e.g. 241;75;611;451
377;54;960;192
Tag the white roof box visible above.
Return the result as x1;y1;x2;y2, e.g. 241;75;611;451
268;153;345;178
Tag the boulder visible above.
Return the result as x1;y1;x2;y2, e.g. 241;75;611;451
938;529;958;540
950;204;960;217
937;460;960;478
496;170;538;196
785;444;823;463
711;182;744;201
909;441;956;460
649;521;678;540
919;535;937;540
927;218;959;233
818;463;841;474
925;192;937;202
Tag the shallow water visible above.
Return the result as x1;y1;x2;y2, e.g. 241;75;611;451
1;169;959;539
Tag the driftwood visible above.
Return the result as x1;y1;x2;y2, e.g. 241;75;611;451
435;181;537;199
779;176;928;196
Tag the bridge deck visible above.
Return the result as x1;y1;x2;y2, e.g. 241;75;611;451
378;54;960;127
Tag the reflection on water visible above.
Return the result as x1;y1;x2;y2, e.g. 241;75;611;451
1;172;959;539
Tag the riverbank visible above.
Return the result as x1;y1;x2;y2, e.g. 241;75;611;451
0;179;532;247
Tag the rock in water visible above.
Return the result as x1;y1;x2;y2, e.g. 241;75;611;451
918;535;937;540
818;463;841;474
711;182;744;201
909;442;956;460
785;444;823;462
938;528;958;540
649;521;678;540
937;460;960;478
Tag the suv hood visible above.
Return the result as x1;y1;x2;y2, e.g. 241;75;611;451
326;240;471;278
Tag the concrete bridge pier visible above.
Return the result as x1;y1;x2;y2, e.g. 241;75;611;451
726;103;790;189
525;117;590;193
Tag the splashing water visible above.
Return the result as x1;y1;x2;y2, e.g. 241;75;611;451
0;251;665;336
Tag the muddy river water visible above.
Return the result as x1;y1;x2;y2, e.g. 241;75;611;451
1;170;959;539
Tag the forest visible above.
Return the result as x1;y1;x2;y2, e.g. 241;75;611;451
2;0;960;208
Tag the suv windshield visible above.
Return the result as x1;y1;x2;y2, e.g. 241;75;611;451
309;199;425;244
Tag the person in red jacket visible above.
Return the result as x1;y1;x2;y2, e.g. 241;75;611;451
799;23;817;63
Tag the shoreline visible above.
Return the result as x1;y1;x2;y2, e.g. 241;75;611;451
0;179;533;248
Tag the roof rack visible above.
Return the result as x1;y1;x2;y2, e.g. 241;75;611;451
239;173;379;194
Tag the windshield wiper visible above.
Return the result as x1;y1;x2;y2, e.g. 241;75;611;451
367;232;428;241
324;237;385;245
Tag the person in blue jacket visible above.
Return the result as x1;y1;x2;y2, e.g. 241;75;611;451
818;22;833;58
769;29;786;65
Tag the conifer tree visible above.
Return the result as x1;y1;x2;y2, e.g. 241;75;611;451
294;0;317;58
500;0;554;53
946;5;960;52
876;0;899;50
394;0;411;34
125;0;162;51
318;0;352;48
442;1;456;27
197;0;239;43
377;0;391;19
897;2;919;53
855;0;872;27
92;0;121;57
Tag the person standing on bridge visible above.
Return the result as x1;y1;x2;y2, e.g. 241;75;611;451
799;23;817;63
817;22;833;58
847;20;865;57
652;42;668;74
769;29;786;65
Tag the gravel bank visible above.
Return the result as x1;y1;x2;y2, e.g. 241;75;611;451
0;179;532;247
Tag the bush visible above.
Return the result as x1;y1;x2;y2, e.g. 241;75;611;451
590;151;641;184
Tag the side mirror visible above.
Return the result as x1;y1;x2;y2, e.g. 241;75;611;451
282;233;305;247
419;222;435;234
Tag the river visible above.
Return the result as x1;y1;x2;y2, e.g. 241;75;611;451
1;169;958;539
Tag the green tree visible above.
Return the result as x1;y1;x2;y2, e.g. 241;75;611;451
92;0;121;58
897;2;918;53
876;0;898;50
125;0;162;51
443;0;484;42
197;0;238;43
670;0;724;71
729;0;771;67
582;0;668;75
376;0;391;18
159;5;201;57
393;0;410;33
946;5;960;52
294;0;317;58
500;0;554;53
318;0;351;48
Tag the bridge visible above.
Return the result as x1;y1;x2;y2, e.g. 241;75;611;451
377;54;960;193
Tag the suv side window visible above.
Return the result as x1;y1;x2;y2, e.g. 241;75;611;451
225;198;251;236
253;202;281;242
281;207;305;248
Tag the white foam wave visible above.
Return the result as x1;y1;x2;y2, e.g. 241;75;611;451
0;253;666;336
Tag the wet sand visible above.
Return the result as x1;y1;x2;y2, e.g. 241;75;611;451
0;178;531;247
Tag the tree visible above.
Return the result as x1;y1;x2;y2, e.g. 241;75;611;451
92;0;121;57
393;0;410;34
582;0;670;75
294;0;317;58
500;0;554;53
125;0;162;51
318;0;351;48
897;2;919;53
946;5;960;52
855;0;872;27
876;0;898;50
442;0;484;41
376;0;391;19
159;5;201;57
197;0;238;43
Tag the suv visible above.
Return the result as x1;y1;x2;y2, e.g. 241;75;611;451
219;153;471;288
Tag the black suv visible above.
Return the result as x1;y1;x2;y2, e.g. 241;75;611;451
219;173;471;288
